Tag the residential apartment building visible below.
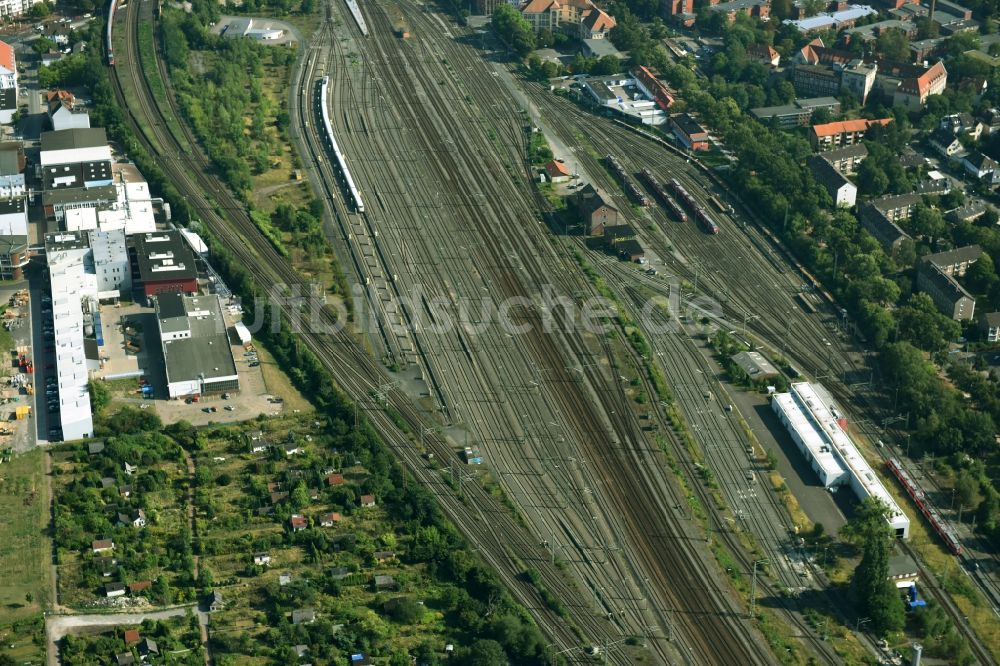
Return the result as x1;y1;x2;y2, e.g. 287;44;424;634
662;0;696;25
917;262;976;320
746;43;780;67
923;245;982;277
859;206;912;254
793;65;842;98
707;0;771;24
0;41;15;91
0;0;44;19
809;118;893;150
750;97;841;129
820;143;868;175
875;60;947;109
808;155;857;207
870;193;921;222
521;0;616;39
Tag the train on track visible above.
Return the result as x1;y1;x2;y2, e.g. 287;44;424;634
886;458;963;555
603;155;649;207
668;177;719;234
106;0;116;65
318;76;365;213
344;0;369;36
638;169;686;222
693;206;720;235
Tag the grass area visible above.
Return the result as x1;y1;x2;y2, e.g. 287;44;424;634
137;21;190;153
252;343;312;413
0;449;51;620
112;18;161;154
51;435;194;608
0;615;44;665
766;469;813;535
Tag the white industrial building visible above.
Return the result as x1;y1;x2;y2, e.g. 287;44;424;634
581;75;668;126
40;128;112;168
0;198;27;236
39;129;156;233
46;232;97;441
90;229;131;299
154;292;240;398
772;382;909;538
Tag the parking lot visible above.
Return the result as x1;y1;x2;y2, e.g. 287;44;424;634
92;300;284;427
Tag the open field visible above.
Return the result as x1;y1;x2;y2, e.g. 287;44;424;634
253;343;313;413
0;449;50;620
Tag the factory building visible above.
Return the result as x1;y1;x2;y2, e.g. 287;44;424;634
154;292;239;398
90;229;131;300
134;230;198;299
772;382;910;538
46;231;96;441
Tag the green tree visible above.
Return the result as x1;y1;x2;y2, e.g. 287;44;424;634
857;159;889;197
954;470;981;513
876;29;910;61
88;380;111;413
490;4;535;58
849;499;905;635
963;253;997;296
461;640;508;666
32;37;57;54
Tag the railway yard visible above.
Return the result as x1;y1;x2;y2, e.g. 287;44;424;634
104;0;1000;663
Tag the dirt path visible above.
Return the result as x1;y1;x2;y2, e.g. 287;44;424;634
43;452;70;615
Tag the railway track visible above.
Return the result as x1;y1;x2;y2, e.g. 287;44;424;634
109;0;811;662
320;1;788;660
110;2;605;660
514;79;1000;665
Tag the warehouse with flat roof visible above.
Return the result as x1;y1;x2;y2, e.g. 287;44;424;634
154;292;239;398
772;382;910;538
134;230;198;299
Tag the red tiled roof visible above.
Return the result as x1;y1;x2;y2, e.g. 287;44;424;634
811;118;892;137
325;473;345;486
0;41;14;74
545;160;571;178
46;90;75;104
290;514;307;528
912;61;947;98
124;629;140;644
583;8;616;31
522;0;559;13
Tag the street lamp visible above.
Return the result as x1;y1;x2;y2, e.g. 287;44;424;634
855;617;870;633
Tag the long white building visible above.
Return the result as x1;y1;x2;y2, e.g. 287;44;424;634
46;232;96;441
772;382;909;538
